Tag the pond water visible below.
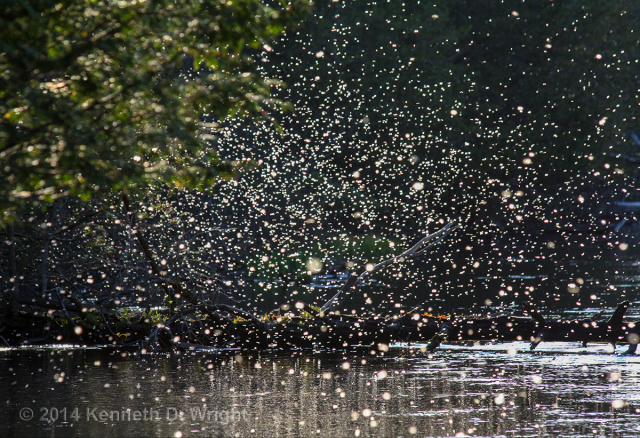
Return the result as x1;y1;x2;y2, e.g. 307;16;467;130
2;344;640;438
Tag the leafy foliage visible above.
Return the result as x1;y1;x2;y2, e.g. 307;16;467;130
0;0;311;220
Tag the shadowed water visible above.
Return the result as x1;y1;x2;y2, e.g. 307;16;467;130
2;345;640;437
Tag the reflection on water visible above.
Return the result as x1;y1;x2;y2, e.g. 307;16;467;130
2;346;640;437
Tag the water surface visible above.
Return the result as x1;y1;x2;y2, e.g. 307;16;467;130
2;345;640;437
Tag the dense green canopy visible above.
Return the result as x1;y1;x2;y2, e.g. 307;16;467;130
0;0;310;221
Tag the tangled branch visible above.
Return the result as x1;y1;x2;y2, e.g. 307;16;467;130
320;221;459;313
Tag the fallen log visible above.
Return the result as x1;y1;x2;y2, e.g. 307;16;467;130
526;301;633;349
140;304;444;353
2;291;638;355
426;301;639;354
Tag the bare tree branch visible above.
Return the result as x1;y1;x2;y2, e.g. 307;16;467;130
320;222;459;313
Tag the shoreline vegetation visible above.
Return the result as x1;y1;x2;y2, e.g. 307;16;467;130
1;224;637;356
1;286;637;356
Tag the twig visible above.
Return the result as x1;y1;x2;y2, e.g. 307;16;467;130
55;288;83;342
41;240;49;297
122;195;204;308
6;223;18;296
610;153;640;164
100;305;119;343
